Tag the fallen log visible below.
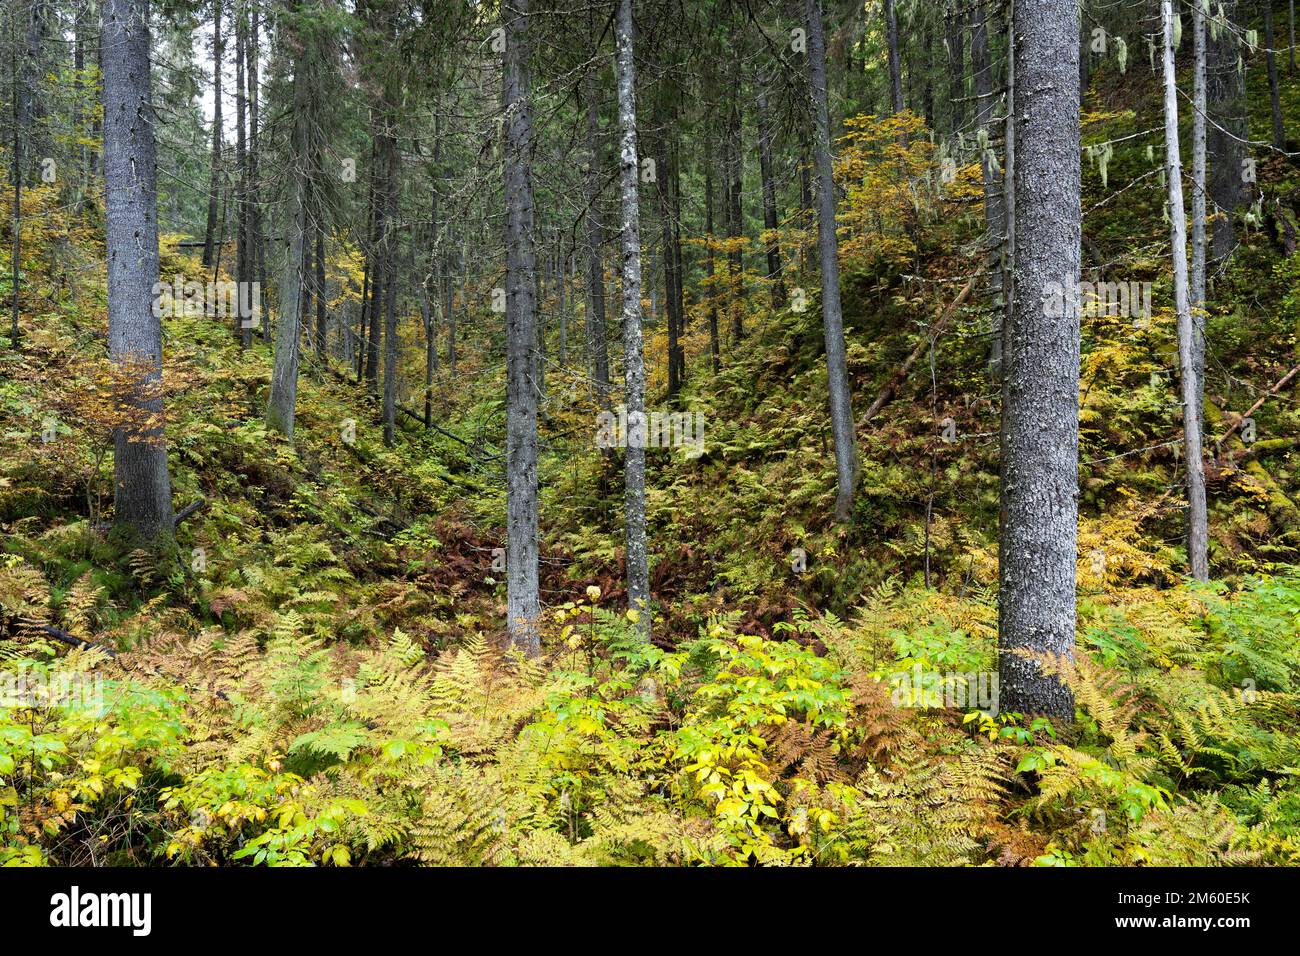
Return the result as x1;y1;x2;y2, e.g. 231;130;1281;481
858;276;976;428
173;497;206;526
1214;361;1300;447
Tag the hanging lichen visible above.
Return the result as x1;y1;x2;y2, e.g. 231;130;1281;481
1099;142;1114;189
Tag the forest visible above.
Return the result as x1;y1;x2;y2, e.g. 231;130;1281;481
1;0;1299;879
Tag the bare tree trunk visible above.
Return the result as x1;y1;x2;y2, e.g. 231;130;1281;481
1263;0;1286;150
971;0;1006;376
1192;0;1208;401
725;77;744;342
1208;0;1246;263
806;0;859;524
315;227;326;358
884;0;904;115
102;0;175;552
1290;0;1296;73
365;135;388;386
583;62;610;404
704;127;721;374
503;0;540;654
266;34;312;442
202;0;223;267
9;2;21;348
1162;0;1210;581
381;210;399;447
615;0;650;638
248;4;267;341
997;0;1079;719
234;0;248;341
757;79;785;308
947;1;966;132
655;130;682;399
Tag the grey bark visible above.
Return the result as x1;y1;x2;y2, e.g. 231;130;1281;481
202;0;223;268
102;0;175;551
503;0;541;655
806;0;858;525
1263;0;1286;150
382;218;399;447
947;2;966;132
997;0;1079;719
615;0;650;638
704;128;721;374
1162;0;1210;581
265;35;313;442
972;0;1006;376
1207;0;1246;263
884;0;904;115
583;63;610;404
1191;0;1208;401
757;80;785;308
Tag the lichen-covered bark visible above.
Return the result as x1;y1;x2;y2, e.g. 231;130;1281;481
805;0;858;525
614;0;650;638
997;0;1080;719
102;0;174;553
503;0;541;655
1162;0;1210;581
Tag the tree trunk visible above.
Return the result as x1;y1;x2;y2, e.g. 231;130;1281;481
806;0;859;525
503;0;541;655
615;0;650;639
1207;0;1246;263
1191;0;1208;403
365;135;388;386
656;132;682;399
947;1;966;132
583;62;611;404
202;0;223;268
725;78;744;343
1162;0;1211;581
884;0;905;115
997;0;1080;720
234;1;249;342
1263;0;1286;151
316;226;326;358
9;1;21;348
704;126;721;374
249;4;267;341
265;33;312;442
972;0;1007;377
102;0;175;552
382;212;399;447
757;80;785;308
1290;0;1296;73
